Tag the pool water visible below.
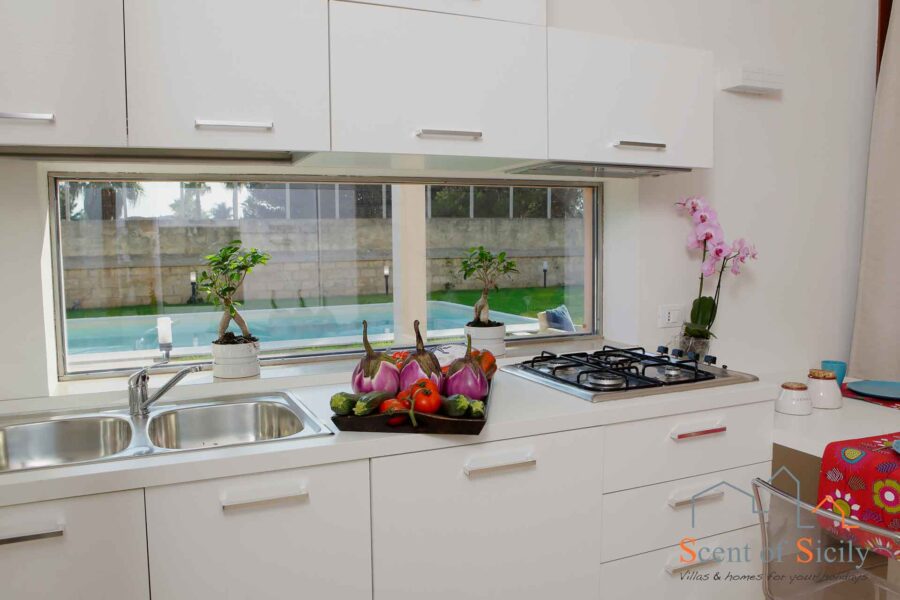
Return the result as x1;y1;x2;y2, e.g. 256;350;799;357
65;301;536;355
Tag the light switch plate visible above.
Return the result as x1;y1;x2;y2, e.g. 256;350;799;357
657;304;684;328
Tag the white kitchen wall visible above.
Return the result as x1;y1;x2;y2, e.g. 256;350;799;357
555;0;878;375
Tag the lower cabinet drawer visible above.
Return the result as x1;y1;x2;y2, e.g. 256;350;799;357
601;462;771;561
603;401;773;492
600;525;764;600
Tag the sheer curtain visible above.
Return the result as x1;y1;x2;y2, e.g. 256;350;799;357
849;7;900;378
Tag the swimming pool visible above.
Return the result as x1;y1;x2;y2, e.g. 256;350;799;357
64;301;537;355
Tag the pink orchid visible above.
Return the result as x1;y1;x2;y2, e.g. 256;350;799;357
692;207;718;226
677;196;708;215
730;262;742;275
702;257;719;277
694;222;724;246
709;241;730;261
686;232;704;250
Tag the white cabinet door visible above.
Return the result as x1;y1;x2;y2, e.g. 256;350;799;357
0;0;126;147
146;460;371;600
0;490;149;600
125;0;330;151
346;0;546;25
371;429;604;600
330;2;548;160
548;28;714;168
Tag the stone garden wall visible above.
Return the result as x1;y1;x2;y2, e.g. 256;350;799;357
61;218;585;309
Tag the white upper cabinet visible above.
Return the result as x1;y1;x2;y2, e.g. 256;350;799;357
0;0;126;147
330;2;548;160
548;28;714;168
124;0;330;151
344;0;546;25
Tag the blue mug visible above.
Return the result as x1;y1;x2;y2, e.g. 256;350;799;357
821;360;847;386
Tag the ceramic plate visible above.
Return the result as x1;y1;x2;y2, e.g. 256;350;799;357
847;380;900;401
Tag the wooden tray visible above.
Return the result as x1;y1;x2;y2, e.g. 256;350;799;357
331;396;489;435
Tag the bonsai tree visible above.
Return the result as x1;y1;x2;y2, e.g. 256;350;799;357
197;240;271;343
458;246;518;326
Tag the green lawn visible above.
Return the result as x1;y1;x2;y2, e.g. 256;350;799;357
67;285;584;323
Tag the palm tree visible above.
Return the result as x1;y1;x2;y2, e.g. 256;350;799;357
59;181;145;220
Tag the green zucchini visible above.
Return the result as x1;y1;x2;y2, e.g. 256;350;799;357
330;392;362;416
353;391;393;416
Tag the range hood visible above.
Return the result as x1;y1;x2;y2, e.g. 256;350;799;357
507;160;690;179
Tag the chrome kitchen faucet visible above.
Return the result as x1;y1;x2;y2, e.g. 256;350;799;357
128;366;202;417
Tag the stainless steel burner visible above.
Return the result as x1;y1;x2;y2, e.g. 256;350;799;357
585;372;626;389
554;366;581;377
662;365;683;378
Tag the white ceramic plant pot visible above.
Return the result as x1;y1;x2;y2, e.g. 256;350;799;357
212;341;260;379
464;324;507;357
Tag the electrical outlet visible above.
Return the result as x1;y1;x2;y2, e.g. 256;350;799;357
657;305;684;329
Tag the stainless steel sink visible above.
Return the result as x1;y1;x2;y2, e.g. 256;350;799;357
0;392;331;474
148;396;314;450
0;416;133;473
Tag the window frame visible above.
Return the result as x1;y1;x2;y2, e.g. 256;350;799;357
48;173;602;381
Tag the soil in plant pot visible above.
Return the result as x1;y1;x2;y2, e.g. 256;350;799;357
465;320;505;328
213;331;259;345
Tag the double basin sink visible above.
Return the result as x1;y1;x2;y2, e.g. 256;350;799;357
0;392;332;473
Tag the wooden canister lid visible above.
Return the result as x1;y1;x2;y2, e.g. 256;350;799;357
782;382;808;391
808;369;836;380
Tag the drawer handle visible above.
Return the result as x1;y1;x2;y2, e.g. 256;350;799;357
195;119;274;130
0;526;64;546
615;140;666;150
665;556;721;575
416;128;483;140
0;112;55;122
464;456;536;478
670;424;727;441
668;489;725;510
221;490;309;512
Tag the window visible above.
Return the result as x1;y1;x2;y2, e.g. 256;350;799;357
53;178;599;376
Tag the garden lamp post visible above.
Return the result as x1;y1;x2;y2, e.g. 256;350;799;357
157;316;173;363
384;264;390;295
542;261;549;288
188;271;198;304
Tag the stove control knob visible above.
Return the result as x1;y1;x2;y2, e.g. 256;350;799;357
656;345;669;355
687;351;699;361
671;348;685;358
704;355;717;365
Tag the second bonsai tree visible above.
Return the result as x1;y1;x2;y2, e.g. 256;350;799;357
198;240;271;378
458;245;518;356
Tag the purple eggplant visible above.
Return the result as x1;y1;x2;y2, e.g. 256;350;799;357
351;320;400;395
444;334;489;400
399;320;443;391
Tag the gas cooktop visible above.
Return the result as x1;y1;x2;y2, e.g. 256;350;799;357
503;345;758;403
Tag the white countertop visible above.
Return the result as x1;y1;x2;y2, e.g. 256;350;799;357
774;397;900;457
0;364;781;508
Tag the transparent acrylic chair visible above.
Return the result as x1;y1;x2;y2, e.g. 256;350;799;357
752;478;900;599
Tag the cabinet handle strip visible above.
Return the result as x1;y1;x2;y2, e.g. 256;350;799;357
0;527;64;545
668;489;725;509
195;119;274;130
221;490;309;512
615;140;666;150
0;112;55;122
464;456;536;478
416;128;483;140
665;556;721;575
671;425;727;441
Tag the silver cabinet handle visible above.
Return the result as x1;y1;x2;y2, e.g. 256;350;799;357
615;140;666;150
0;526;64;545
464;456;536;478
221;489;308;512
195;119;274;130
668;489;725;509
416;128;483;140
666;556;721;575
0;112;55;122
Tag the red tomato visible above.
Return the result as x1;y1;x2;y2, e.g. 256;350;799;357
412;378;440;397
379;398;411;426
412;388;441;414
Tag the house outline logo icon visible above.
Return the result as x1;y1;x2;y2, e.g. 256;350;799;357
688;466;813;529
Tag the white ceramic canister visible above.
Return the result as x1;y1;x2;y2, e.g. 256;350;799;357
776;381;812;415
808;369;842;409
